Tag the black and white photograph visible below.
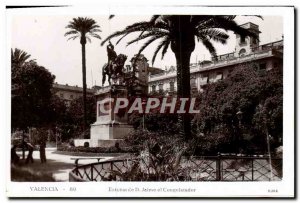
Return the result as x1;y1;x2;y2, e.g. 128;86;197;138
5;4;295;198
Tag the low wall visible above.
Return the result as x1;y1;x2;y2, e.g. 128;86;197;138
74;139;90;147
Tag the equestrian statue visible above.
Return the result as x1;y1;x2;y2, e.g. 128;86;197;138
102;41;127;86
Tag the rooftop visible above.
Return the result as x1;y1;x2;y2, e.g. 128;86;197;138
52;83;95;93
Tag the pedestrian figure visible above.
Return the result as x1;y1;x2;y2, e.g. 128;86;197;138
40;142;47;163
25;142;34;164
11;145;20;164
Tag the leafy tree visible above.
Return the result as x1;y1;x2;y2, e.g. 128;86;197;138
12;60;55;130
65;17;101;131
11;50;55;159
101;15;260;140
193;64;282;154
62;96;96;140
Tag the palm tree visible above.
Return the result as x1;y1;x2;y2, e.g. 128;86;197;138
101;15;260;140
11;48;32;159
11;48;31;66
65;17;101;134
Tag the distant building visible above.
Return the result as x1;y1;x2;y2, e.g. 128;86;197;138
148;22;283;94
52;83;98;105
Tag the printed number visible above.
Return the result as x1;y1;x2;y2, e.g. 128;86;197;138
70;187;76;191
268;189;278;193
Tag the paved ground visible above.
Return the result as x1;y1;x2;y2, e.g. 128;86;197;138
16;148;114;181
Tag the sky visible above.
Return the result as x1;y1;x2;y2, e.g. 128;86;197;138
11;15;283;88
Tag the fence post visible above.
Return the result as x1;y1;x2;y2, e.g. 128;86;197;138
216;153;221;181
91;165;93;181
251;159;254;181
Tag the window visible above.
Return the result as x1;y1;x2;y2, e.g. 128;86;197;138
259;63;266;70
202;73;209;84
169;81;175;92
253;38;258;45
151;85;156;92
274;62;278;69
60;93;64;98
240;36;246;44
208;74;214;83
70;94;74;99
159;83;164;93
216;72;223;81
190;78;196;88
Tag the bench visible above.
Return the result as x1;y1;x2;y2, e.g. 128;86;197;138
70;157;104;167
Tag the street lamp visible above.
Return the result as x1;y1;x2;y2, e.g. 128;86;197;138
141;98;147;131
236;110;243;153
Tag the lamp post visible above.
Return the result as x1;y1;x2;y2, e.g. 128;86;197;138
141;98;147;131
236;110;243;154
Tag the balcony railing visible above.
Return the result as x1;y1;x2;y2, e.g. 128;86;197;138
149;49;280;82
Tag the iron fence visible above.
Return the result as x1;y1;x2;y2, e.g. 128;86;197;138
69;155;282;182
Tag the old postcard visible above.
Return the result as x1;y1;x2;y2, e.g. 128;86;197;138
5;4;295;198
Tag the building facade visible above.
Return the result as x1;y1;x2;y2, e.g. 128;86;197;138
148;22;283;94
52;83;97;105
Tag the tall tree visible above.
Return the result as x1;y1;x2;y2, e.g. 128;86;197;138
101;15;260;139
11;50;55;159
64;17;101;133
12;60;55;129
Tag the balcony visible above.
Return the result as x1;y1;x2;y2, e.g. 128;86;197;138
149;49;281;83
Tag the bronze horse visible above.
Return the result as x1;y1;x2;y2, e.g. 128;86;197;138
102;54;127;86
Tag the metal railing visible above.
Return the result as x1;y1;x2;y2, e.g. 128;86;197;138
69;155;282;182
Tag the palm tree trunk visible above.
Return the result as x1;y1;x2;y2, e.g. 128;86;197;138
81;42;87;137
175;51;192;140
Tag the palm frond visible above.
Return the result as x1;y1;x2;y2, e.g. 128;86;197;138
67;35;79;41
90;33;102;39
151;38;168;65
64;30;79;37
101;25;152;46
86;36;91;43
116;33;130;45
90;28;102;33
150;15;160;23
244;15;263;20
135;35;164;60
11;48;31;65
127;31;168;46
198;35;217;58
65;17;101;42
198;29;229;44
213;16;259;40
161;38;170;60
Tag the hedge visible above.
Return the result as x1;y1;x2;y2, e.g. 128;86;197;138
57;145;138;154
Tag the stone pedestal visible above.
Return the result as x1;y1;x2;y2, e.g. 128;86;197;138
75;85;133;148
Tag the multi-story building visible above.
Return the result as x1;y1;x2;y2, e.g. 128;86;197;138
148;22;283;94
52;83;97;105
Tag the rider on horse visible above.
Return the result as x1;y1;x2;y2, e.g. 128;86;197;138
107;41;117;68
102;41;127;86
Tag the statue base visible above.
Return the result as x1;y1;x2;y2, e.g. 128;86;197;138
74;85;133;148
89;122;133;147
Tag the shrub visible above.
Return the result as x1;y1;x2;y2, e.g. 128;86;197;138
84;142;89;148
109;133;199;181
